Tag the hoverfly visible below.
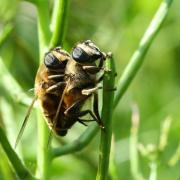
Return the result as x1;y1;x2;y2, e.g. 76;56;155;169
15;40;108;147
62;40;108;133
15;47;71;147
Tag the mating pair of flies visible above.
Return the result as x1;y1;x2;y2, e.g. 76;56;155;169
15;40;111;147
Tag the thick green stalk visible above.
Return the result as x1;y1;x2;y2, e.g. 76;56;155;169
109;136;119;180
36;110;51;180
113;0;173;108
35;1;51;179
96;55;116;180
0;127;35;180
50;0;69;47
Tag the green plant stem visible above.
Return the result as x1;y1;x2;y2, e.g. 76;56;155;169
52;124;99;158
50;0;69;47
35;1;51;179
0;127;35;180
149;161;157;180
36;110;51;180
96;55;116;180
109;135;118;180
168;142;180;166
158;117;172;151
36;0;51;61
130;105;144;180
113;0;173;108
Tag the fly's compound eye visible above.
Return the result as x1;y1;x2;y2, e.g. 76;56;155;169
44;52;67;69
72;47;90;63
72;46;103;63
72;40;104;63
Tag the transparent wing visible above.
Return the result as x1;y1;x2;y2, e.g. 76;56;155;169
47;80;69;147
15;95;38;148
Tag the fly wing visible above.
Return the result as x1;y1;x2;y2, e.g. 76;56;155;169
15;95;38;148
47;80;69;146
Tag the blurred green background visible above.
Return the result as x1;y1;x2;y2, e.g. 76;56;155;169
0;0;180;179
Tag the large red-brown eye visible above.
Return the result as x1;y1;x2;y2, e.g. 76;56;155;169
72;47;90;63
44;52;67;69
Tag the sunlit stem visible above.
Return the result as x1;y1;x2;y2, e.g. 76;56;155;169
96;54;116;180
114;0;174;108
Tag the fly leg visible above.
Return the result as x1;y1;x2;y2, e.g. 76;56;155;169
95;52;113;82
82;66;103;74
48;74;65;80
82;52;111;75
77;109;104;129
82;84;115;93
96;73;104;83
82;53;106;74
82;63;110;74
46;82;66;93
93;92;104;129
77;110;104;129
96;67;112;83
80;83;115;96
81;86;102;96
64;97;104;129
98;55;106;68
78;119;95;126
